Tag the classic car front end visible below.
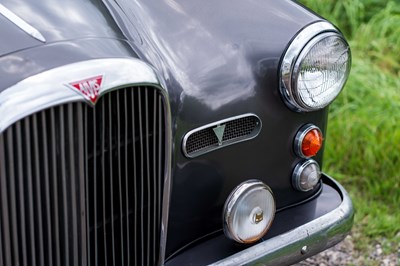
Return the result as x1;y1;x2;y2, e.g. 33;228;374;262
0;0;353;265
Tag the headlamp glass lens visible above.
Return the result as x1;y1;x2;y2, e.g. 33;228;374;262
295;35;350;110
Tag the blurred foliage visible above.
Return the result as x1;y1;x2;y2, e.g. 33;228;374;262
301;0;400;256
301;0;400;74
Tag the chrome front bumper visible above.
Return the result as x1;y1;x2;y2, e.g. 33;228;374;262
210;175;354;266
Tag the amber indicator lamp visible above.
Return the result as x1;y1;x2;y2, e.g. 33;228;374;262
294;124;323;158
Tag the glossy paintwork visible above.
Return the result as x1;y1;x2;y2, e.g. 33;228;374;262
0;0;124;56
0;11;42;55
0;0;332;260
0;0;138;91
112;0;326;256
0;38;139;91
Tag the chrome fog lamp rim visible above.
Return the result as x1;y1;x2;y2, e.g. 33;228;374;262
223;180;276;244
280;21;351;112
292;159;321;192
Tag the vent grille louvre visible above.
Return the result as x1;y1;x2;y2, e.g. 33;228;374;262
183;114;261;158
0;86;166;265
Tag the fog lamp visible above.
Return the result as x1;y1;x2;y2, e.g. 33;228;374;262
292;159;321;192
223;180;275;244
294;124;323;158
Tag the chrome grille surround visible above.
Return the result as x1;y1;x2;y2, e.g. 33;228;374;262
0;58;172;265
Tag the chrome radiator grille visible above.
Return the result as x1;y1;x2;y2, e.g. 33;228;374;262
0;86;166;265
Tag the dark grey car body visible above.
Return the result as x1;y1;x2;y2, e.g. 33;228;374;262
0;0;353;265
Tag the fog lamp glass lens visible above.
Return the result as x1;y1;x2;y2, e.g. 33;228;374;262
293;160;321;192
223;180;275;244
295;35;350;110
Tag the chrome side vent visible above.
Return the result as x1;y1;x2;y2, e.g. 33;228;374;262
182;114;261;158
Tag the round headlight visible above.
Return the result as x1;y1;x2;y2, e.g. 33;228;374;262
281;22;351;112
223;180;275;244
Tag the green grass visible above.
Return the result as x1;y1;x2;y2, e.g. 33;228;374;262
301;0;400;258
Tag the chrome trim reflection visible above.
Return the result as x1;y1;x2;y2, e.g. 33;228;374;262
294;124;322;158
211;174;354;266
0;58;160;133
280;21;344;112
0;3;46;43
159;87;172;266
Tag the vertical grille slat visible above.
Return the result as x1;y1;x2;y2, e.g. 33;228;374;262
68;104;79;266
50;108;61;266
145;88;151;265
0;133;12;266
101;99;108;266
116;91;125;266
108;94;116;266
85;105;92;266
16;122;28;266
124;90;130;266
67;105;76;266
32;114;45;266
0;202;3;266
158;96;163;242
138;89;145;266
59;105;70;266
41;112;53;266
77;103;87;265
152;90;157;264
24;117;37;266
92;107;98;266
0;135;3;266
131;89;138;265
6;128;20;264
0;86;166;266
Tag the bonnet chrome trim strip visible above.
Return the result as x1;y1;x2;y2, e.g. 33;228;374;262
0;3;46;43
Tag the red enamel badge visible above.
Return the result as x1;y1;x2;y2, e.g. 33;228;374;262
69;75;103;104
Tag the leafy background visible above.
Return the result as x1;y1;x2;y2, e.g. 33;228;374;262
300;0;400;260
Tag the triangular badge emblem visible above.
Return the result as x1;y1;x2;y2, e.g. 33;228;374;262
213;124;226;146
68;75;103;104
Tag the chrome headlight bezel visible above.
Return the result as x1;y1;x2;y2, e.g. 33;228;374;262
280;21;351;112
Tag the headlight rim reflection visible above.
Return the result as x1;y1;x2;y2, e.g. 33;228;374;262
280;21;351;112
293;33;350;110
